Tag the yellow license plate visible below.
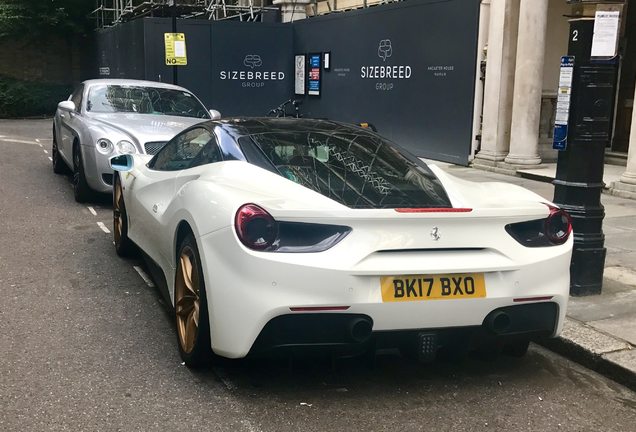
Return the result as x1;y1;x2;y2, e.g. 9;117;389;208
381;273;486;302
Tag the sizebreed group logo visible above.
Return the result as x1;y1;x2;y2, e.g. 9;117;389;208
243;54;262;69
219;54;285;88
378;40;392;62
361;39;412;91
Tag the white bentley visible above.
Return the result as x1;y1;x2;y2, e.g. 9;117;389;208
110;118;573;367
52;79;218;202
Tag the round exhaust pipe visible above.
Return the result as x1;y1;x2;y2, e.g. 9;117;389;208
486;311;511;335
348;318;373;343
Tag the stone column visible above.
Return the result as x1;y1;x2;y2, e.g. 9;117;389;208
470;0;491;159
504;0;549;166
474;0;521;169
273;0;310;22
611;85;636;199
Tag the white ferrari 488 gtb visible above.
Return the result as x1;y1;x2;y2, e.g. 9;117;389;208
110;118;573;367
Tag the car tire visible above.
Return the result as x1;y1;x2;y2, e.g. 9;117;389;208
175;233;214;368
113;174;135;257
503;339;530;358
72;141;92;203
52;127;68;174
475;340;503;361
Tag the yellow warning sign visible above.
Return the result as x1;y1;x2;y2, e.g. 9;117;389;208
164;33;187;66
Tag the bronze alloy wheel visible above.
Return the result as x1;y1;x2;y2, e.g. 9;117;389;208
175;246;201;354
174;234;213;367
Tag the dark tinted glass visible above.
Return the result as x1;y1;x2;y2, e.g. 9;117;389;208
86;85;209;119
239;130;451;209
150;128;215;171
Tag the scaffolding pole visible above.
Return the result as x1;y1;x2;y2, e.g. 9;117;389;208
90;0;277;27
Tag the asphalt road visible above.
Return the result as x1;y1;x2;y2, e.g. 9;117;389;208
1;119;635;432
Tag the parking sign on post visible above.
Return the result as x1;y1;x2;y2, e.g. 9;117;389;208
165;33;187;66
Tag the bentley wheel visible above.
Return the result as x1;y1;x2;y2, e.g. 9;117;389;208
113;174;134;257
52;127;67;174
72;142;92;203
175;233;212;368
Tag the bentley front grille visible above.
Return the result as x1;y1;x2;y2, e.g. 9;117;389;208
144;141;167;155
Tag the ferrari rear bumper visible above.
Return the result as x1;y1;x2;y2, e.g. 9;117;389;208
248;302;559;357
198;227;571;359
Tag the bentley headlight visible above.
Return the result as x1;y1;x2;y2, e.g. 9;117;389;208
96;138;113;155
116;140;137;154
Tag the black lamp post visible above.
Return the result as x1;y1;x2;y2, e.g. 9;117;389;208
552;16;619;296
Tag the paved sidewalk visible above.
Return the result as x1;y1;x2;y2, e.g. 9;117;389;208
430;160;636;391
515;162;626;192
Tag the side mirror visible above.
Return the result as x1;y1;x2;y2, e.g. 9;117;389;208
110;154;133;172
58;100;76;112
209;109;221;120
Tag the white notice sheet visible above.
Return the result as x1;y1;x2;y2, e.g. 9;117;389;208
591;10;620;58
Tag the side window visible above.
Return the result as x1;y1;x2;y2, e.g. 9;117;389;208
149;128;214;171
189;134;222;168
70;85;84;112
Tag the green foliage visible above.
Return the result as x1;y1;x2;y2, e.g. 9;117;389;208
0;0;94;39
0;74;72;118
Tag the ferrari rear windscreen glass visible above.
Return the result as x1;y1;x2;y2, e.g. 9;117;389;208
86;85;209;119
239;131;452;209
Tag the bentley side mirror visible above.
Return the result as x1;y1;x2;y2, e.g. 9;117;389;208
110;154;133;172
209;109;221;120
58;100;76;112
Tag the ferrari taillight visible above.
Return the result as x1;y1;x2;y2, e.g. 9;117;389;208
545;207;572;245
234;204;351;252
235;204;278;251
505;206;572;247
